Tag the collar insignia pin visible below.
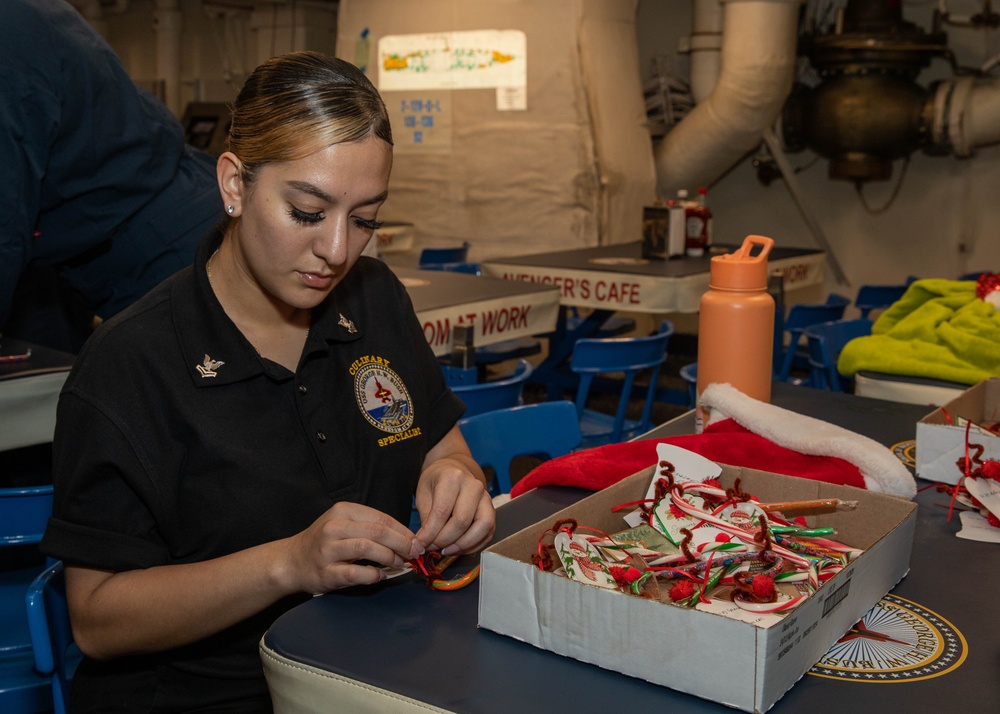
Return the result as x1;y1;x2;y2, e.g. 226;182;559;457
196;354;225;378
338;313;357;334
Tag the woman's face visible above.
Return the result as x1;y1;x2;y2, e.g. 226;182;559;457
233;135;392;312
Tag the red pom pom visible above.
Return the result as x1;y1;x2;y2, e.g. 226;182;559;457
975;272;1000;300
609;565;644;589
981;460;1000;482
669;580;696;602
987;511;1000;529
715;533;732;543
750;574;777;601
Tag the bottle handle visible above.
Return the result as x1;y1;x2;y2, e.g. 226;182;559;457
733;235;774;263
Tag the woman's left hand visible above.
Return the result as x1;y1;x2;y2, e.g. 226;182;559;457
414;425;495;556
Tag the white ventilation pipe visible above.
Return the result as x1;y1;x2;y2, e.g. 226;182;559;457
656;0;803;197
933;76;1000;157
688;0;724;103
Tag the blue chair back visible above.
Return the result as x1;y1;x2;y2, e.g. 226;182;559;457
854;279;915;319
1;485;53;547
775;295;849;382
26;561;79;714
423;261;481;275
459;401;582;494
804;318;873;392
450;359;533;417
570;321;674;447
419;242;470;268
1;485;56;711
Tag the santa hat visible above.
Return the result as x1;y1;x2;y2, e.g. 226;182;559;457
509;383;917;500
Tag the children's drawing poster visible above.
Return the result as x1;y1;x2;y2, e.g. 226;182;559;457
378;30;527;110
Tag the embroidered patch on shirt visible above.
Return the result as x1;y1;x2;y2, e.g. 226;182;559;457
353;358;414;434
196;354;225;378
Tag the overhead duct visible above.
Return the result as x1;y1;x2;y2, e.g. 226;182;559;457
655;0;803;197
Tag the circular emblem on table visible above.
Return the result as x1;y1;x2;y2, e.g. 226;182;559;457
891;439;917;468
809;594;966;682
399;277;431;288
354;363;414;433
588;257;649;266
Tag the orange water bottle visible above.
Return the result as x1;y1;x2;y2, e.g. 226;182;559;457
695;234;775;431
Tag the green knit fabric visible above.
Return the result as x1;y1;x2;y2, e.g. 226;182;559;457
838;279;1000;385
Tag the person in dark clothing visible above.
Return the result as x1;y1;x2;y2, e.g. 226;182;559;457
0;0;223;352
41;51;495;713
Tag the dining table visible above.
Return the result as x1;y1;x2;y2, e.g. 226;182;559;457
479;242;824;398
0;337;75;452
480;241;824;315
390;266;560;359
260;382;999;713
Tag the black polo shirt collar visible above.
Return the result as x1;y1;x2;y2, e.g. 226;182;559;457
173;229;362;387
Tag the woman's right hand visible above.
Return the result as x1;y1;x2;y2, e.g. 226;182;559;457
281;501;423;595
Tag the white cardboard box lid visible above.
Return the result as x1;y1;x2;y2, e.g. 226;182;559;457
916;377;1000;485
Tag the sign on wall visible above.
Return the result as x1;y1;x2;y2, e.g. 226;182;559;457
378;29;527;111
385;91;453;153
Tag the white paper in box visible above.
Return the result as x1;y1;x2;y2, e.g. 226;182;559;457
479;465;916;713
916;377;1000;485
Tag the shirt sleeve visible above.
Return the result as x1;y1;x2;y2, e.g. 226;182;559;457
41;387;171;571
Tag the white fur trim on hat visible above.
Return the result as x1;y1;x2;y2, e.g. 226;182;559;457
700;383;917;499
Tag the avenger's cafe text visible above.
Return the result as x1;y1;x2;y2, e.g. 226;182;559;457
497;273;642;306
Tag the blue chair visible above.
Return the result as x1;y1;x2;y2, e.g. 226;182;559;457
803;318;873;392
854;278;916;319
775;294;849;383
459;401;583;495
418;242;470;268
0;485;55;712
570;320;674;448
449;359;533;417
26;561;80;714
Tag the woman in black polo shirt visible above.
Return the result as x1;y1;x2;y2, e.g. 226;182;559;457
42;52;495;713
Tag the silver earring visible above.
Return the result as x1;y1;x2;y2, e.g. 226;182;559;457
226;205;234;214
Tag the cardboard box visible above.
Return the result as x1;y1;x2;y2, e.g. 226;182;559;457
479;466;916;713
916;377;1000;485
